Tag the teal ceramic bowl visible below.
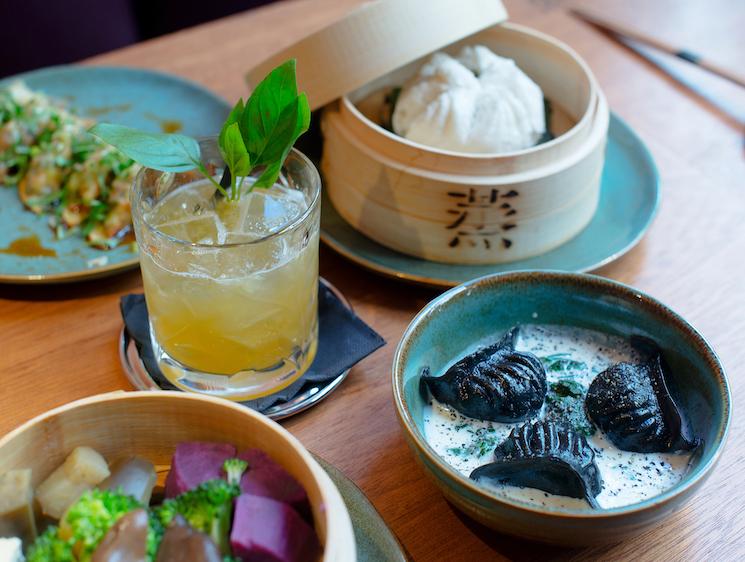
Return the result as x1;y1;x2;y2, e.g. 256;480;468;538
392;271;730;545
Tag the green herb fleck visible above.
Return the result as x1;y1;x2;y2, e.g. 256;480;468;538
549;379;585;398
540;353;587;374
80;200;109;236
545;380;595;437
447;426;500;458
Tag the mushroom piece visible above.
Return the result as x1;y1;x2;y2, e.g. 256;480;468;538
155;515;222;562
91;508;149;562
99;457;157;505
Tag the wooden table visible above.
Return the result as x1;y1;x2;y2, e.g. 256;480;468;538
2;0;744;559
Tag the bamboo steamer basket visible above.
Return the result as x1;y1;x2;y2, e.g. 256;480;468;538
322;25;608;264
338;23;600;177
247;0;609;265
0;392;356;562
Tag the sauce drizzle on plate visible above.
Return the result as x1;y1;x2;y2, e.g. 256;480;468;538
0;235;57;257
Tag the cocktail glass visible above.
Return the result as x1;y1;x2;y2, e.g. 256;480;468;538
130;139;320;400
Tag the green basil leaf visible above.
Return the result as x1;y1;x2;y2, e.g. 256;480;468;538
219;98;244;148
254;95;302;171
251;160;282;190
226;98;245;127
241;59;299;166
252;93;310;188
89;123;200;172
220;122;251;178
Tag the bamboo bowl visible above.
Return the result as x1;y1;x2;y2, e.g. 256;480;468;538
321;23;610;265
0;391;356;561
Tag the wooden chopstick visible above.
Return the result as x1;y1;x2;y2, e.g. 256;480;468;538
571;7;745;89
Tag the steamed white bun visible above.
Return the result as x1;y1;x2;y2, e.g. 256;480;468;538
392;45;546;153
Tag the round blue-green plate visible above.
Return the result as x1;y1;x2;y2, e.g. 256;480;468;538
321;113;659;288
0;65;230;284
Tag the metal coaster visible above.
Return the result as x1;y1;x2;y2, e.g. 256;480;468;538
119;277;352;421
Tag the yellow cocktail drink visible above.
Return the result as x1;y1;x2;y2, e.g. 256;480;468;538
132;148;320;400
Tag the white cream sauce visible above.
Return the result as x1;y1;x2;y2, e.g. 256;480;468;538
423;324;693;510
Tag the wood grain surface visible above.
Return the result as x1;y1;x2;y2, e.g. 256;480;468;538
2;0;744;560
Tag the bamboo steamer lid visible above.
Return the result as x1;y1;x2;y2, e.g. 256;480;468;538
246;0;508;110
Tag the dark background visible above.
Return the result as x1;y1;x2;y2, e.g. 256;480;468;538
1;0;275;78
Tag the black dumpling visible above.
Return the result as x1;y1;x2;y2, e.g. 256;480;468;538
421;327;547;422
470;420;602;508
585;349;699;453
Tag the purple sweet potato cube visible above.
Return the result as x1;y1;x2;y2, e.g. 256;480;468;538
238;448;276;470
238;449;310;520
230;494;320;562
165;442;237;498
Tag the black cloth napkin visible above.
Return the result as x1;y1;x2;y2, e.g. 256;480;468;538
120;283;385;412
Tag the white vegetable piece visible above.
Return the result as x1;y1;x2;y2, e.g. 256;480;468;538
0;537;24;562
392;45;546;153
35;446;110;519
0;469;36;544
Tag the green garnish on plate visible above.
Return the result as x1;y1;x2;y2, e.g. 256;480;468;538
540;353;587;374
545;379;595;437
448;425;500;458
90;59;310;203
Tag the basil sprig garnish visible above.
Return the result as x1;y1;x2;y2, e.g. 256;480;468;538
89;59;310;201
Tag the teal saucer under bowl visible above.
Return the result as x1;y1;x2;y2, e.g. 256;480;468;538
321;114;659;288
0;65;230;283
314;456;408;561
392;271;730;545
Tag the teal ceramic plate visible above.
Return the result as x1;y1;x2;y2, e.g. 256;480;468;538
314;456;408;562
321;114;659;288
0;65;230;284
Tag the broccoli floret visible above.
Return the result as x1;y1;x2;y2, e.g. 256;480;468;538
153;479;239;555
222;458;248;486
59;488;142;561
25;526;75;562
146;514;165;561
152;459;248;556
26;490;157;562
